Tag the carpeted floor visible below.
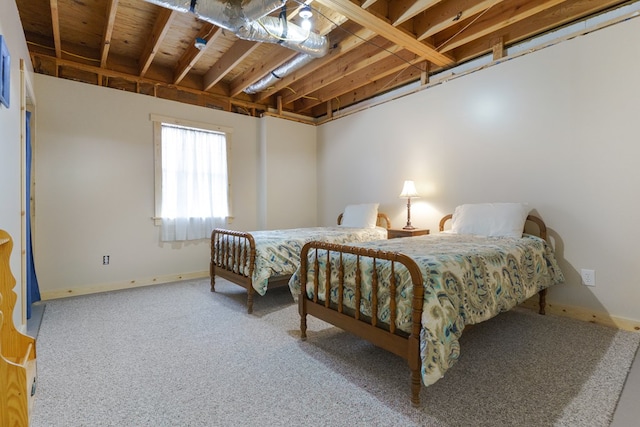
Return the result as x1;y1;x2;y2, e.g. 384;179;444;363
30;278;640;427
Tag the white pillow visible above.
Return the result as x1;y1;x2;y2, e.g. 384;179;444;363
340;203;380;228
450;203;530;238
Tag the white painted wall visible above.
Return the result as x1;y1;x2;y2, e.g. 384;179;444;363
0;0;35;330
316;17;640;323
261;115;317;229
33;75;316;297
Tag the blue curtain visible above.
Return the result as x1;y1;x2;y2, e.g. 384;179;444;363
26;110;41;318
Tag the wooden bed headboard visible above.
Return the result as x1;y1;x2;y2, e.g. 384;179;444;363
336;212;392;230
438;214;547;240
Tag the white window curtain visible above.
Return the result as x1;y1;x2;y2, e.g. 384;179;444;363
160;124;229;241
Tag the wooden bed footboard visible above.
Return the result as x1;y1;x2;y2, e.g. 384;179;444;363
210;229;258;313
298;241;425;407
210;229;295;313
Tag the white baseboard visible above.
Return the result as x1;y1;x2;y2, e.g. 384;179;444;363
520;297;640;333
40;271;210;300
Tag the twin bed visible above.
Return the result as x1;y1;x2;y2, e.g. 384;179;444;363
210;202;564;406
288;203;565;406
210;204;390;313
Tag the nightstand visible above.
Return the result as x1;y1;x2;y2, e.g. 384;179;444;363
387;228;430;239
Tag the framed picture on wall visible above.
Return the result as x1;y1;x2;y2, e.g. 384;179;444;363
0;35;10;108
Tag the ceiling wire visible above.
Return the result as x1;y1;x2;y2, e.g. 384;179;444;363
376;66;412;94
282;85;319;100
435;1;499;51
200;22;217;41
27;40;101;62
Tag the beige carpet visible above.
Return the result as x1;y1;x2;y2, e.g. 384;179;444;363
30;278;640;426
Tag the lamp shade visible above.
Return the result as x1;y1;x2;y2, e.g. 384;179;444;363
399;180;419;198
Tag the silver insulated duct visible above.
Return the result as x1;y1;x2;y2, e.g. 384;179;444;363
238;17;328;58
144;0;328;57
144;0;192;14
244;53;314;94
192;0;286;32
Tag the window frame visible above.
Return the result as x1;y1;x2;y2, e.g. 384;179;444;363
150;114;232;227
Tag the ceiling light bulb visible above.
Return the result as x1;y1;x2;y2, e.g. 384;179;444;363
301;18;311;31
299;5;313;19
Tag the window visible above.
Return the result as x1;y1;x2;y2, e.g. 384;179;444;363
152;115;231;242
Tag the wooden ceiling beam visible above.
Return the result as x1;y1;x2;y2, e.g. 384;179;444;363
434;0;567;54
492;36;505;60
173;23;221;85
296;52;421;112
49;0;61;59
100;0;119;67
391;0;444;26
138;8;177;77
311;60;425;118
414;0;504;42
281;37;397;105
314;0;454;66
203;39;260;92
361;0;380;8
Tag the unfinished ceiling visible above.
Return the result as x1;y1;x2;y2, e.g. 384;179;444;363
15;0;637;123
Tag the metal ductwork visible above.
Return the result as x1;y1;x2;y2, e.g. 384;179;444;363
144;0;328;58
244;53;314;94
238;17;328;58
191;0;286;32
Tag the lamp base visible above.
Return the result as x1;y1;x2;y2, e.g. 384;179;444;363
402;225;416;230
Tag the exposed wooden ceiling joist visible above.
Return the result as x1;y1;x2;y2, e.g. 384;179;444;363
15;0;636;120
314;0;454;66
100;0;119;67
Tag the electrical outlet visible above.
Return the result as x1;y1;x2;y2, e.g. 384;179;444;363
581;269;595;286
103;255;110;265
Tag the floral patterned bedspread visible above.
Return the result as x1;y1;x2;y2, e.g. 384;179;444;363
288;233;565;387
242;226;388;295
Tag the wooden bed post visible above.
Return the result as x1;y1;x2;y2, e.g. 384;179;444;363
299;243;310;340
210;230;217;292
408;252;425;407
525;216;549;316
210;262;216;292
299;297;308;341
538;289;547;315
246;288;255;314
